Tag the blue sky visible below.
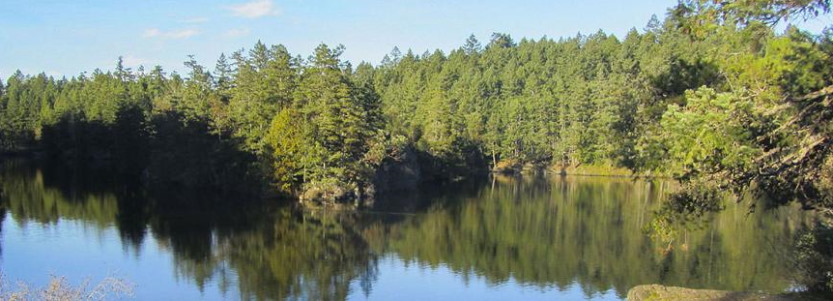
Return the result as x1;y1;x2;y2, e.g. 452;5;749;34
0;0;825;79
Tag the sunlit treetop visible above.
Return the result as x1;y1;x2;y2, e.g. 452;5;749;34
674;0;831;36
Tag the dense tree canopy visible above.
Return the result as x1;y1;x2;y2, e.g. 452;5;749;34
1;1;832;213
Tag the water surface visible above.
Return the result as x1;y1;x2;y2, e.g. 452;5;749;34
0;161;812;300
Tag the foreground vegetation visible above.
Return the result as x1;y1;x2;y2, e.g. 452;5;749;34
0;274;133;301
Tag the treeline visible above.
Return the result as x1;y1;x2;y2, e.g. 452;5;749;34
369;22;694;171
2;0;833;207
0;44;385;201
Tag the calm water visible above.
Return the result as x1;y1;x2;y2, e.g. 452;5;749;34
0;160;814;300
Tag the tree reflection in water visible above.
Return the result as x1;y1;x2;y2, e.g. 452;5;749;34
0;161;815;299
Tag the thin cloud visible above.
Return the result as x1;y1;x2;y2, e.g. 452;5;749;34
227;0;280;19
181;17;209;24
142;28;199;39
142;28;161;38
223;28;252;38
167;29;199;39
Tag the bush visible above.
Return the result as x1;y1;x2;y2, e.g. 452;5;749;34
0;274;133;301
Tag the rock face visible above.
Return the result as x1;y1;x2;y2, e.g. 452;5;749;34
295;146;423;207
372;146;421;195
626;285;795;301
492;159;522;174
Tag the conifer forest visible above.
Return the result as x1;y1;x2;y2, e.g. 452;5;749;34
3;1;833;299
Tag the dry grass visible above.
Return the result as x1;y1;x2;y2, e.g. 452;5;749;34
0;273;133;301
551;163;638;177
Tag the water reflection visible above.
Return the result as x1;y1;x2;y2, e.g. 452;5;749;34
369;175;812;298
0;161;814;300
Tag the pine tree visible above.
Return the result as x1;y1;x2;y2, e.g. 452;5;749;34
214;53;234;97
463;34;482;55
292;43;380;193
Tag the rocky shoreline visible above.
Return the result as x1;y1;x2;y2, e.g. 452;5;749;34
626;284;827;301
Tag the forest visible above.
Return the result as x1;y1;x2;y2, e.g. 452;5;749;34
2;0;833;296
1;1;833;215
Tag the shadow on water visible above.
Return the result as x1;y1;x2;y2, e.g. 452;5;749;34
0;158;376;300
0;160;819;300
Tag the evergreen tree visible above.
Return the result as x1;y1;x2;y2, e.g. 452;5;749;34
463;34;482;55
214;53;234;97
292;44;379;193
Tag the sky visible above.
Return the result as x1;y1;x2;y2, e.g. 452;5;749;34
0;0;827;79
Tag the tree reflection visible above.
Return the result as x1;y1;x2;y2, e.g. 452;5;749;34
0;160;377;300
0;161;815;300
367;175;814;298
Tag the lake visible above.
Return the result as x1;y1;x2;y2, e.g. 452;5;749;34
0;160;814;300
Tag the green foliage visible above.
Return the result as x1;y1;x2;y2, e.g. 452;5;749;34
283;44;383;203
266;108;303;193
371;30;676;170
652;0;833;216
3;1;833;298
674;0;831;28
2;1;833;210
228;42;297;155
657;88;761;179
643;5;833;292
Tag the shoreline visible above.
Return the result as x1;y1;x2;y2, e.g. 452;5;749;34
627;284;829;301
